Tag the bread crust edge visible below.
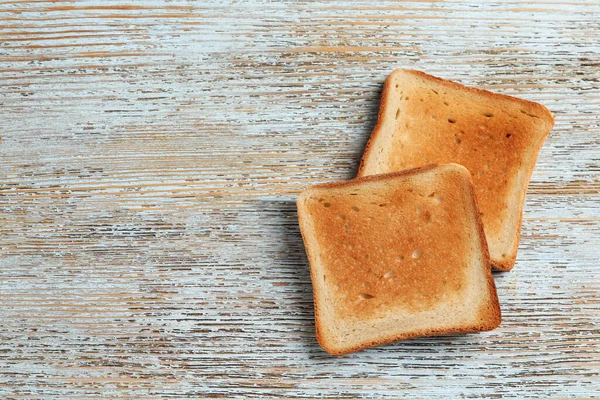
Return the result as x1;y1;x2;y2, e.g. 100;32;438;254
462;166;503;330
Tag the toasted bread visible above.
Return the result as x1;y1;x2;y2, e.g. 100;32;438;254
357;70;554;271
297;164;501;355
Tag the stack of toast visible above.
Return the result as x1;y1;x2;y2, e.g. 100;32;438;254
297;70;554;355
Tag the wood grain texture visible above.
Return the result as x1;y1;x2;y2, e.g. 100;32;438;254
0;0;599;398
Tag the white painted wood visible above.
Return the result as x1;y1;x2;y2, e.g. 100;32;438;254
1;0;599;398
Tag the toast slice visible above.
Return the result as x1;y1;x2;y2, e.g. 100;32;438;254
358;70;554;271
297;164;501;355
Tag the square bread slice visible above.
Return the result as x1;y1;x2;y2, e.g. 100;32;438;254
297;164;501;355
357;69;554;271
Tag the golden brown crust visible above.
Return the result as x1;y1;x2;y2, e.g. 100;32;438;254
296;196;324;349
327;323;497;356
462;167;502;324
298;164;502;355
357;71;398;177
312;163;441;191
357;69;554;272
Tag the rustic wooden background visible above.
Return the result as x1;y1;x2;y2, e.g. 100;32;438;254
1;1;599;398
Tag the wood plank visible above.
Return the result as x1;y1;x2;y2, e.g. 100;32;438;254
1;0;599;398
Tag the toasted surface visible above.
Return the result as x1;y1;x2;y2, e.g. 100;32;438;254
357;70;554;271
297;164;501;355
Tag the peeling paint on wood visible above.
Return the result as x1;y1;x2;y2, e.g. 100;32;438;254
1;0;599;398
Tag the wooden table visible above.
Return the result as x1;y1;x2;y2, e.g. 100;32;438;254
1;1;599;398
